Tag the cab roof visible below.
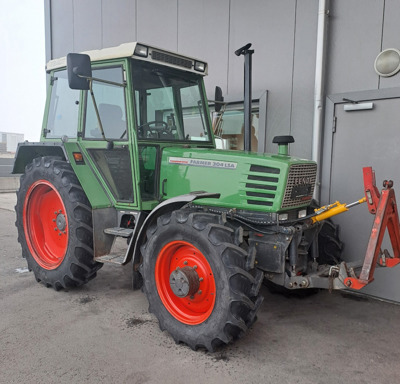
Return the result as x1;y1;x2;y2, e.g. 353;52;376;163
46;42;208;75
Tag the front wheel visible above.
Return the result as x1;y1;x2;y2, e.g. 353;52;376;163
141;209;263;351
15;157;102;290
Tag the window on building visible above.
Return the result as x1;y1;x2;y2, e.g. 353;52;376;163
211;101;260;151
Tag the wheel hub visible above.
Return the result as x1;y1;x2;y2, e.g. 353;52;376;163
169;266;200;298
56;213;66;231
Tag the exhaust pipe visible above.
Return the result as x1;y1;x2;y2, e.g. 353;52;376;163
235;43;254;152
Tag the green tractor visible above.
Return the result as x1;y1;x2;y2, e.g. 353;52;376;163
13;42;341;352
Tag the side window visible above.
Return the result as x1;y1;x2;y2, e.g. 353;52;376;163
84;66;127;140
46;70;79;139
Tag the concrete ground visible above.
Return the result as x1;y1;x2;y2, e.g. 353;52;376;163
1;192;400;384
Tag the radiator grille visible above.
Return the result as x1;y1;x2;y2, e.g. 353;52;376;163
245;165;280;207
281;164;317;209
151;50;193;69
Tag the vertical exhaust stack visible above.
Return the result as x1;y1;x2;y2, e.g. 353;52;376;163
235;43;254;152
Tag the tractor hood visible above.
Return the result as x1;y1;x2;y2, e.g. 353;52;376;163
160;147;317;212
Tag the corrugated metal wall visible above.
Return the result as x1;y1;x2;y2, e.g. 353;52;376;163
46;0;400;159
46;0;320;159
46;0;400;300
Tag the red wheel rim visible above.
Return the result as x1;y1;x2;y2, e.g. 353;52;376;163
155;241;216;325
23;180;68;270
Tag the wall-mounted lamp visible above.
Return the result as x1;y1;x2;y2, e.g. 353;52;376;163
374;48;400;77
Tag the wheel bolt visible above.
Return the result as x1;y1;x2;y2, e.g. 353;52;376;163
190;295;194;299
54;227;58;231
193;265;197;270
183;261;188;265
199;277;204;282
198;290;202;295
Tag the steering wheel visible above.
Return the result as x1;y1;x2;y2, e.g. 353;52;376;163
138;121;170;139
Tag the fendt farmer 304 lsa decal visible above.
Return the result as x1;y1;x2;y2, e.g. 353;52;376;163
13;42;400;352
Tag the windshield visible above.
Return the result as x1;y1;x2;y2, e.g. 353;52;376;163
131;60;212;142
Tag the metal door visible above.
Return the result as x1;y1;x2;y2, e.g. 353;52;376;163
328;97;400;301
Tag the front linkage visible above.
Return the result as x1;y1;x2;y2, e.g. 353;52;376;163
263;166;400;292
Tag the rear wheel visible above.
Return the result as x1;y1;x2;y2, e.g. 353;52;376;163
15;157;102;290
141;209;263;351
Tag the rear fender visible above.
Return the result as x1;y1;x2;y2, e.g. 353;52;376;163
13;142;68;174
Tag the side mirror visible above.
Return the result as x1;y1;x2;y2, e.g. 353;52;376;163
67;53;92;90
214;86;224;112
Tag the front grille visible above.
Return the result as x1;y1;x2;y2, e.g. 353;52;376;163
245;164;280;207
151;50;193;69
281;163;317;209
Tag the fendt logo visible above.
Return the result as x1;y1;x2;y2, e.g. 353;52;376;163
294;177;312;185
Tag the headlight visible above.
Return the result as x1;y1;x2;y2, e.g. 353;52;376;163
298;209;307;219
278;213;288;221
134;44;148;57
194;61;206;72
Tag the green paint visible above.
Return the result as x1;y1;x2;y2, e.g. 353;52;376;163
160;147;315;212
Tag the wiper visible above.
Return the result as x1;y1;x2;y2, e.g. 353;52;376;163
196;100;207;136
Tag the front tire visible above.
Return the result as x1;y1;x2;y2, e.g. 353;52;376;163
15;157;102;290
141;209;263;352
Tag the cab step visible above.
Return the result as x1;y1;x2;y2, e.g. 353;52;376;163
104;227;134;237
95;227;134;265
96;254;125;265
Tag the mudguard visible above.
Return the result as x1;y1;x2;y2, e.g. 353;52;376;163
131;191;220;271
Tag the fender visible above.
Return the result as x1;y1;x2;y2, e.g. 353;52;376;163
131;191;220;288
13;142;68;174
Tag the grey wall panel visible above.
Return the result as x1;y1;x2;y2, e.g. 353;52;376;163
177;0;230;100
73;0;102;52
44;0;52;63
379;0;400;89
136;0;178;52
326;0;383;94
102;0;136;48
50;0;74;59
290;0;318;160
228;0;296;154
327;96;400;302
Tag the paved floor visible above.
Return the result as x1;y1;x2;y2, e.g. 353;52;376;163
1;193;400;384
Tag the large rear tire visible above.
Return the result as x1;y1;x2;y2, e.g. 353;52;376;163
141;209;263;351
15;157;102;290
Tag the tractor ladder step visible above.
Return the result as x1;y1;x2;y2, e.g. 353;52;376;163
95;227;134;265
104;227;134;237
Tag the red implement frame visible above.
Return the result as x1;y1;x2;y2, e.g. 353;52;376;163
344;167;400;289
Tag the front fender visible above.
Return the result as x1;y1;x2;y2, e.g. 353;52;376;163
131;191;220;272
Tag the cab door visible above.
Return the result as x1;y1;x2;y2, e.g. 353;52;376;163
78;61;138;209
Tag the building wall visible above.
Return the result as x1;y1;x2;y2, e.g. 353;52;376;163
45;0;400;300
0;132;24;153
46;0;320;158
45;0;400;159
